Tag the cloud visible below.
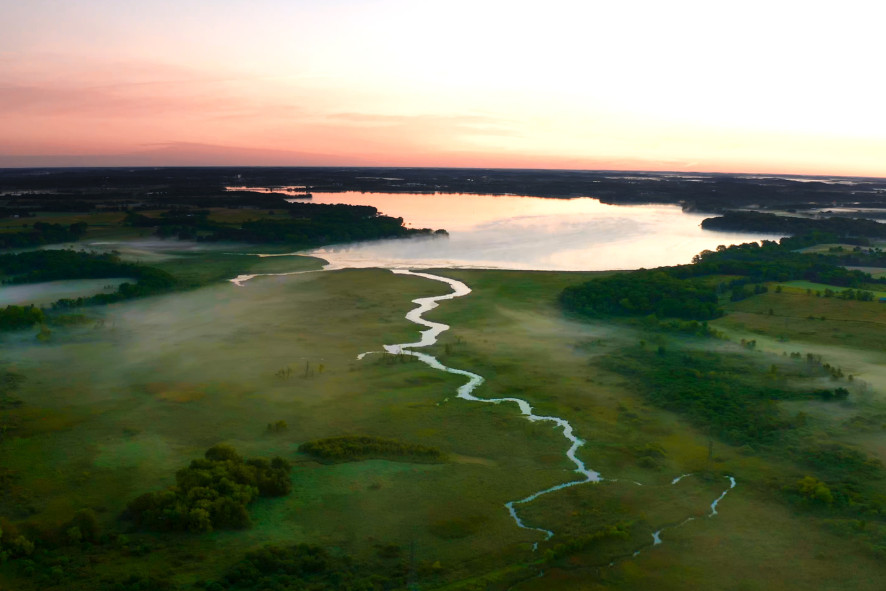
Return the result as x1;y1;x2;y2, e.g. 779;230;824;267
322;112;518;140
0;142;372;168
0;81;254;119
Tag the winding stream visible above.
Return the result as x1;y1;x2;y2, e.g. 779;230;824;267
358;269;737;553
232;263;737;556
367;270;602;547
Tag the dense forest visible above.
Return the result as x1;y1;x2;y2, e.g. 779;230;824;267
560;233;886;322
559;271;722;320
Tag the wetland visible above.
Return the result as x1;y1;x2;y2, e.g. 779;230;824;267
2;167;886;590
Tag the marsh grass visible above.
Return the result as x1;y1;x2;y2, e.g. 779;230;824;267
410;269;886;589
3;260;886;589
0;262;595;588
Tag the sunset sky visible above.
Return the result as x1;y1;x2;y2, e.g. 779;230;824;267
2;0;884;176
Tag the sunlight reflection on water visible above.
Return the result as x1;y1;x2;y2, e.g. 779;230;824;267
296;192;778;270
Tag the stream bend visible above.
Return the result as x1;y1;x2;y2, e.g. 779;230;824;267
369;269;601;545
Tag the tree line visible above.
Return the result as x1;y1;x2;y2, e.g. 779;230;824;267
701;210;886;240
122;202;447;245
0;222;87;249
0;251;178;330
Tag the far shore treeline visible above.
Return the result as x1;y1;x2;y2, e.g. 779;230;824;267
701;210;886;239
123;201;446;244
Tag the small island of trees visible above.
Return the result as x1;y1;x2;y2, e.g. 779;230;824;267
298;435;444;463
126;444;292;533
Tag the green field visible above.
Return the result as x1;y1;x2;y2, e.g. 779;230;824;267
2;247;886;589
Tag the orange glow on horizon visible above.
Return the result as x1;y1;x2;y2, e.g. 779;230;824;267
1;1;884;178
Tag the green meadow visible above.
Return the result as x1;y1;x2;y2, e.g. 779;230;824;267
2;248;886;589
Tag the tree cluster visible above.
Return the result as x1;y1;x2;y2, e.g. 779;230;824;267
562;234;886;322
204;203;441;246
685;239;879;287
601;348;845;446
0;222;87;249
298;435;443;462
701;210;886;239
126;445;292;533
0;305;44;331
560;271;722;320
212;543;408;591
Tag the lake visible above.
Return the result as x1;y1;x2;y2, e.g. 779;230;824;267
289;192;777;271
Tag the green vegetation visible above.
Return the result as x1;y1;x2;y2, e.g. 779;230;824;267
298;435;444;463
0;371;25;409
0;250;176;313
126;445;292;533
684;237;882;287
0;222;87;249
210;543;408;590
702;210;886;239
5;226;886;589
560;271;722;320
201;202;445;245
602;348;826;446
561;235;886;328
0;305;44;331
123;202;445;246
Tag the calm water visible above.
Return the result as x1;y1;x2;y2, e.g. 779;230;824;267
291;192;777;271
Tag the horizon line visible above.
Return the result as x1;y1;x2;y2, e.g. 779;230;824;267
1;164;885;182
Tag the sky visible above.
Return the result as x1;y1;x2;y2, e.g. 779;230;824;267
1;0;884;177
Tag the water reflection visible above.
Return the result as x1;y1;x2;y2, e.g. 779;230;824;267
296;192;777;271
